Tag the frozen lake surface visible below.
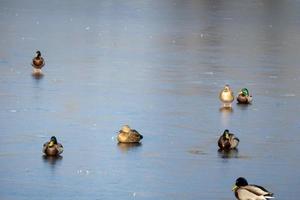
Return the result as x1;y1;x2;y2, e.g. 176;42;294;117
1;0;300;199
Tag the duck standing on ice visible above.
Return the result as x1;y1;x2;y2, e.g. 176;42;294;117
219;84;234;108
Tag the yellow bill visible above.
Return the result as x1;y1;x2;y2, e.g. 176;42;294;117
48;141;54;147
232;185;238;191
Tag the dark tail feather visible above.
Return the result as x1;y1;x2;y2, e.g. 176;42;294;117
264;193;274;197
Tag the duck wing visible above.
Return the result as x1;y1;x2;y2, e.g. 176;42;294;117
42;142;49;153
229;135;239;149
236;188;268;200
128;130;143;142
40;57;45;67
247;96;253;103
217;136;224;148
56;143;64;154
243;185;273;196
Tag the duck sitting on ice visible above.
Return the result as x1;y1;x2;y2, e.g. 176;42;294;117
232;177;274;200
43;136;63;156
218;129;239;150
237;88;253;104
32;50;45;74
117;125;143;143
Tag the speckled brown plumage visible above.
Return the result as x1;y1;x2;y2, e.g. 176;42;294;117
117;125;143;143
32;51;45;69
43;136;63;156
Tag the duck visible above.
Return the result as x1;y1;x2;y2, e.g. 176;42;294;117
219;84;234;107
43;136;64;156
232;177;274;200
32;51;45;73
117;125;143;143
237;88;253;104
218;129;239;150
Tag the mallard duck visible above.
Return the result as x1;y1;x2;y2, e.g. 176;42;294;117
43;136;63;156
219;85;234;107
32;51;45;73
232;177;274;200
117;125;143;143
218;129;239;150
237;88;253;104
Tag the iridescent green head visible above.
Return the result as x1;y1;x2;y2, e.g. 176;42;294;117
240;88;249;96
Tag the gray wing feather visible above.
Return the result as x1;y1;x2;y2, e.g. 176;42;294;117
237;188;267;200
56;144;64;154
244;185;272;196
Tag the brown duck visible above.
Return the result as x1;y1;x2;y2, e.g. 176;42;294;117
218;129;239;150
32;51;45;70
43;136;64;156
117;125;143;143
219;84;234;107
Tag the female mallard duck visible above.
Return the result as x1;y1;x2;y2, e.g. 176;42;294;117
237;88;253;104
232;177;274;200
117;125;143;143
219;84;234;107
32;51;45;73
218;129;239;150
43;136;63;156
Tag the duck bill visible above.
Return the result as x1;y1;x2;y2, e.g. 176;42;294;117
232;185;238;191
48;141;54;147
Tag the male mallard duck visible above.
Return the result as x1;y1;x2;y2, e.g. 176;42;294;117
219;85;234;107
32;51;45;73
232;177;274;200
117;125;143;143
237;88;253;104
218;129;239;150
43;136;63;156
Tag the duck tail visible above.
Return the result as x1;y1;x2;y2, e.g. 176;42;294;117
265;196;274;199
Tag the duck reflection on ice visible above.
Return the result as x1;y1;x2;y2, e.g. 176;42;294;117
217;149;239;159
219;107;233;127
42;155;63;165
31;72;44;80
117;142;142;153
219;106;233;113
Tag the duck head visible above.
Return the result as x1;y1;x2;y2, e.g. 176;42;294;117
223;129;230;139
36;51;41;58
121;125;131;133
240;88;249;96
48;136;58;147
223;85;231;92
232;177;248;191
